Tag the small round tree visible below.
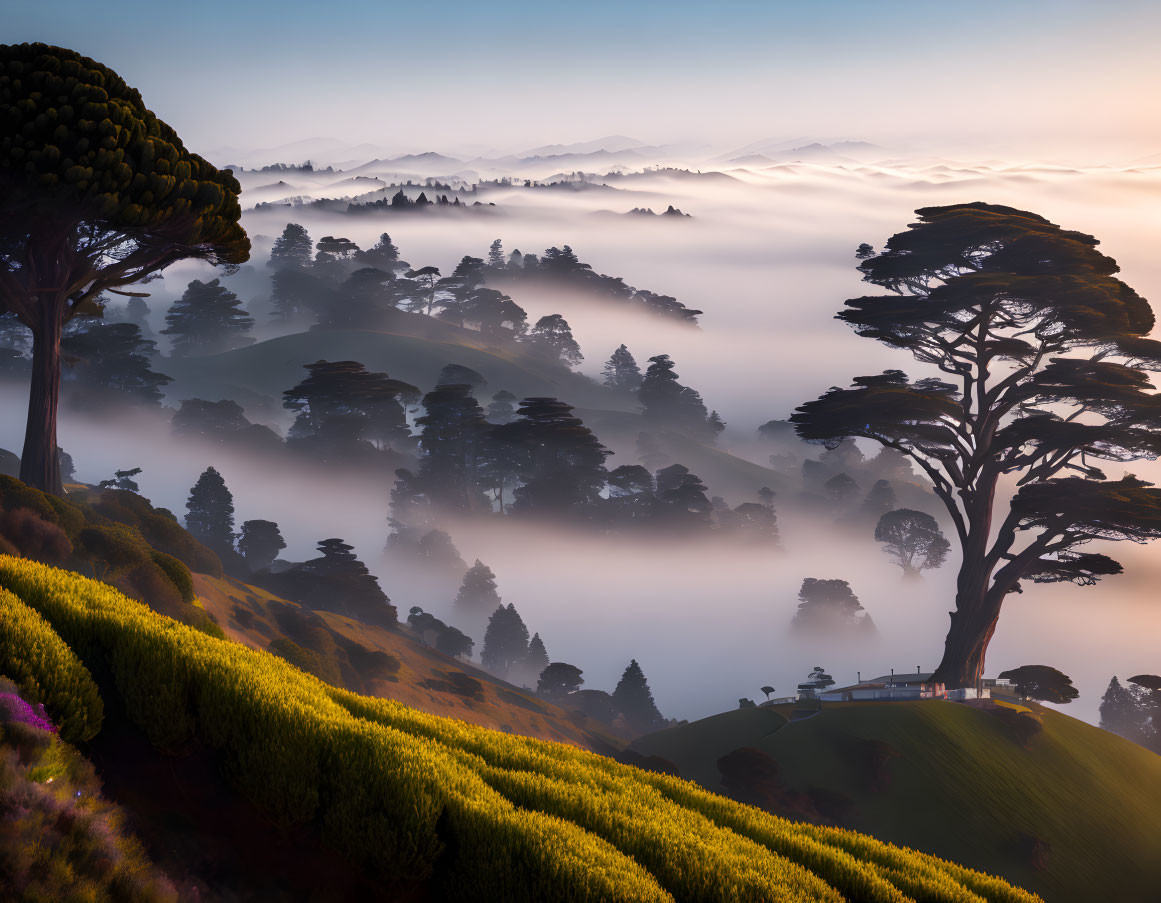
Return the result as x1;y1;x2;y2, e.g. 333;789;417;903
998;665;1079;705
536;662;584;700
874;508;951;579
0;44;249;493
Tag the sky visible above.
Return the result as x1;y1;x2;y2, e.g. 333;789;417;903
4;0;1161;158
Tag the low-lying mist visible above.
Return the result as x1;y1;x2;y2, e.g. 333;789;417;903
3;151;1160;725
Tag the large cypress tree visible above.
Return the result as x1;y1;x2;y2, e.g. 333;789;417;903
792;203;1161;687
526;314;583;366
163;278;254;356
0;43;249;493
185;466;236;560
612;659;665;733
237;519;286;572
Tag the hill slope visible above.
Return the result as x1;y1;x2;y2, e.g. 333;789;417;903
0;555;1038;902
194;573;625;751
631;699;1161;902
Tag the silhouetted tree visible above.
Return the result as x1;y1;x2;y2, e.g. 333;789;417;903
526;314;582;366
0;43;248;493
481;603;530;675
61;322;171;408
171;398;282;450
855;242;875;260
415;384;491;511
487;239;505;269
639;354;715;438
314;235;361;269
602;344;643;392
792;203;1161;687
435;625;474;660
730;502;779;544
523;633;550;684
318;267;397;329
283;360;418;455
435;256;487;322
613;659;664;732
403;266;441;315
824;472;860;504
875;509;951;578
238;519;285;572
269;223;313;269
185;466;235;560
1099;676;1149;745
163;278;254;355
537;662;584;700
359;233;408;273
606;464;659;525
455;560;501;621
495;397;611;515
654;463;712;529
998;665;1079;704
790;579;876;635
290;538;395;627
461;288;527;339
270;265;325;323
99;468;142;493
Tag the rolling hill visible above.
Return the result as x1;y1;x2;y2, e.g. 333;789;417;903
0;555;1040;901
631;699;1161;902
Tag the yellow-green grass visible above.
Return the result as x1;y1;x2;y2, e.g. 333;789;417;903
0;555;1039;902
632;698;1161;902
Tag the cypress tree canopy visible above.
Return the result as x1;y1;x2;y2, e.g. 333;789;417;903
0;43;248;262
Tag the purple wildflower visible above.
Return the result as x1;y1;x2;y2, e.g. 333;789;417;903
0;692;57;733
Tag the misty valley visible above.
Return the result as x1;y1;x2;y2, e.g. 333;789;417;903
1;23;1160;903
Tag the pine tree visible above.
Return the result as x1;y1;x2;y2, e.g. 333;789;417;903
602;345;642;393
238;519;286;572
185;466;236;561
359;233;408;273
268;223;313;269
403;266;441;315
613;659;664;732
526;314;582;366
654;464;712;528
163;278;255;356
455;560;501;620
1100;676;1149;744
487;239;505;269
480;603;530;676
524;633;549;683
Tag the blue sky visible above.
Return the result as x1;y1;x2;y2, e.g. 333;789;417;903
4;0;1159;154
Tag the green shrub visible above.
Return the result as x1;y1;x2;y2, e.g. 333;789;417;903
150;549;195;604
0;588;103;743
0;556;1041;902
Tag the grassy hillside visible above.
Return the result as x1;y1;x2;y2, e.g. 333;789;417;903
0;555;1038;902
632;699;1161;902
162;326;629;416
194;573;625;751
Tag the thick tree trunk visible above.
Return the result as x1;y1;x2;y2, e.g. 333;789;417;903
19;302;64;496
932;574;1004;689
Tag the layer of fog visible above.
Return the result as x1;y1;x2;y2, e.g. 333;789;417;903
5;154;1161;725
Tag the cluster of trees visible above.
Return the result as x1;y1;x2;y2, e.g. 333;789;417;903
181;465;394;626
1100;674;1161;753
383;383;768;538
484;240;702;324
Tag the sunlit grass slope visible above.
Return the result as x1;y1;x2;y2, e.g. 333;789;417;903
0;555;1039;902
632;699;1161;902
